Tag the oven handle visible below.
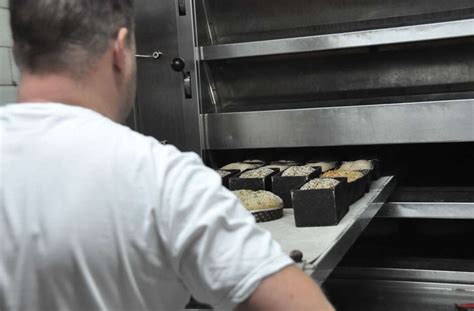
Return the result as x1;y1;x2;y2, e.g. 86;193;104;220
171;57;192;99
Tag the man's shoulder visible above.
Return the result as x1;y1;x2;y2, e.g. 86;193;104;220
75;107;170;161
4;103;170;166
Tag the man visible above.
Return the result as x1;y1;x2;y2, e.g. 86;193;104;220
0;1;334;310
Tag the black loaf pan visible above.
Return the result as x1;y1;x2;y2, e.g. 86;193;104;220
291;179;350;227
272;167;322;209
355;159;381;181
359;169;372;193
353;171;371;202
229;169;279;191
327;171;370;205
371;159;382;180
219;170;240;189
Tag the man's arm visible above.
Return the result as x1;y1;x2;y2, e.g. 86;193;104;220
237;266;334;311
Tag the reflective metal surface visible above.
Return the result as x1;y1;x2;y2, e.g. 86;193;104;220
134;0;186;149
390;187;474;202
204;100;474;149
325;279;474;311
197;0;474;45
377;202;474;219
258;176;396;284
201;19;474;60
133;3;474;307
332;267;474;284
202;40;474;113
175;0;204;153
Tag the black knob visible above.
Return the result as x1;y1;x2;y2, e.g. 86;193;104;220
289;250;303;263
171;58;186;72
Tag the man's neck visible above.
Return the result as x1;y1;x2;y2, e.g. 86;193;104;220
18;72;120;122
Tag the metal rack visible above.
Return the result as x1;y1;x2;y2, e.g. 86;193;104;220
200;19;474;60
204;99;474;150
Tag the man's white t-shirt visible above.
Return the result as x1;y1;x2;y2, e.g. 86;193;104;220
0;103;293;311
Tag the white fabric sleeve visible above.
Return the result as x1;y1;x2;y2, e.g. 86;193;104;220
156;145;293;311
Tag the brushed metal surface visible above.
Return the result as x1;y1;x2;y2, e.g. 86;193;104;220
331;267;474;284
325;279;474;310
175;0;204;153
134;0;186;149
203;40;474;113
377;202;474;219
204;100;474;149
200;19;474;60
198;0;474;45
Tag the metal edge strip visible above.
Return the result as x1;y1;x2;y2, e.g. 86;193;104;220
310;176;397;284
377;202;474;219
204;99;474;150
200;19;474;60
331;267;474;284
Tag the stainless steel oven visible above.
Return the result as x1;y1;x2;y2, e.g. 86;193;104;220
134;1;474;309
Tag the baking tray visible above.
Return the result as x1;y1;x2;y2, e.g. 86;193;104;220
272;167;322;209
258;176;397;284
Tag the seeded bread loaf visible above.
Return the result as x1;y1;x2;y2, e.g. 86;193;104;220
233;190;284;211
322;170;364;182
281;166;316;177
271;160;299;167
301;178;340;190
240;167;275;179
220;162;260;172
340;160;373;171
306;162;336;172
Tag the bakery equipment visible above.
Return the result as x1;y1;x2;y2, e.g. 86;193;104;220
134;0;474;309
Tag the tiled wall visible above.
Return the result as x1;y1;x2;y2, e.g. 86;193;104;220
0;0;19;105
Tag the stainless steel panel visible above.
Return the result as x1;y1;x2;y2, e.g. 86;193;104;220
198;0;474;45
203;40;474;113
175;0;204;153
259;176;396;284
201;19;474;60
332;267;474;284
204;100;474;150
390;187;474;202
377;202;474;219
325;279;474;311
134;0;186;149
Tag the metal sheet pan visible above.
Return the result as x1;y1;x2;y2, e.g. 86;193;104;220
258;176;396;283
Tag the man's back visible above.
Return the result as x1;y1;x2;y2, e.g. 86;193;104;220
0;103;293;310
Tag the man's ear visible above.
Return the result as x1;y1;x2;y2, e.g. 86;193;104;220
113;28;130;73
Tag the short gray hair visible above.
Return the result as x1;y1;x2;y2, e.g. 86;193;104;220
10;0;134;75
